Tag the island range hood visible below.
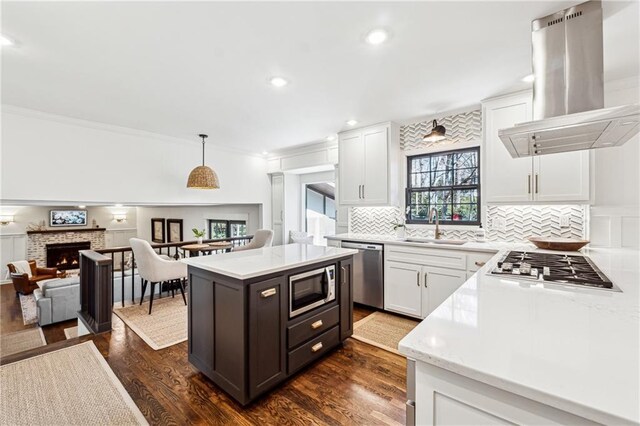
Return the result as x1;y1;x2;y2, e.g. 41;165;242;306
499;0;640;158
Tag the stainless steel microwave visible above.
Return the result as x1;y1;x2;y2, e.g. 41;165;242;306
289;265;336;318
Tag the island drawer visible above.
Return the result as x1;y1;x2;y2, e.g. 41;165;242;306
288;326;340;374
287;305;339;349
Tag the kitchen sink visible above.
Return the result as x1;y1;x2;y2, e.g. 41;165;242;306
402;237;468;245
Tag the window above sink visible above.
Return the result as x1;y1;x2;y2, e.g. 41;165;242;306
406;146;480;225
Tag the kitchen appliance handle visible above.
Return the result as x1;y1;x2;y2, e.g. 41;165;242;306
323;266;330;297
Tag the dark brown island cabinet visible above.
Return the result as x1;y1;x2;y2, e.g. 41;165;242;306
186;254;354;405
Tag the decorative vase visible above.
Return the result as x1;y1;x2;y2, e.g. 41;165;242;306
197;237;203;244
395;227;406;238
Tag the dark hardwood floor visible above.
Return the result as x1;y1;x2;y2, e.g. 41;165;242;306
1;284;406;425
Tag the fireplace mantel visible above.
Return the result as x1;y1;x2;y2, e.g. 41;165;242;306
27;228;106;235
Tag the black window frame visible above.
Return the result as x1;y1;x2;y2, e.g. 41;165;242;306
208;219;247;239
405;146;481;226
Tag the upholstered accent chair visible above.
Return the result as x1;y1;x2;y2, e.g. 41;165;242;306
232;229;274;252
129;238;187;314
7;260;58;295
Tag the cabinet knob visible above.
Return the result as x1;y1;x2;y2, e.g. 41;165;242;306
311;320;323;330
311;342;323;353
261;288;277;298
475;261;486;267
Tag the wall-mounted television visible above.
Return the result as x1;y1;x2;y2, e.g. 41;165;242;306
50;210;88;227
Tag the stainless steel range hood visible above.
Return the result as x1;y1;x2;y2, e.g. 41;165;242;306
499;0;640;158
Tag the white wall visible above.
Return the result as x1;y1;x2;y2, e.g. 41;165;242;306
589;77;640;247
0;107;271;217
135;204;261;242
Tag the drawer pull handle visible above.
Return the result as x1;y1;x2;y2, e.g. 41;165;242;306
311;320;323;329
261;288;277;298
311;342;323;353
475;261;486;267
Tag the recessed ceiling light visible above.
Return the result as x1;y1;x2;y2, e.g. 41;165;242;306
1;34;15;47
365;29;388;45
522;74;535;83
269;77;289;87
346;119;358;126
326;135;337;142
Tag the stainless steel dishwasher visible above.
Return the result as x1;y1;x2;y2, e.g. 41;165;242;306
340;241;383;309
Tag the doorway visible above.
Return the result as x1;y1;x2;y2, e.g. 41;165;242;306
305;182;336;246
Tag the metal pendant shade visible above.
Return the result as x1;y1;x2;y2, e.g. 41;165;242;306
423;119;447;143
187;134;220;189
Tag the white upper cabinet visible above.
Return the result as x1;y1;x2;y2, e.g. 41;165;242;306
483;92;590;203
338;122;399;206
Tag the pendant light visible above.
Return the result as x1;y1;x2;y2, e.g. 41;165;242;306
187;134;220;189
423;119;446;143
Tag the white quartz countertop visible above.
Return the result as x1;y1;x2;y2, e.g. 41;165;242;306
180;243;357;280
399;246;640;425
326;232;534;253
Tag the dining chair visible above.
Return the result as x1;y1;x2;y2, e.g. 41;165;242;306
129;238;187;314
232;229;274;252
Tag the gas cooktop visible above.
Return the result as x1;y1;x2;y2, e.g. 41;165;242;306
489;251;619;291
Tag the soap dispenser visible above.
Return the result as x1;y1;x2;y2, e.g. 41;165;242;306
475;223;486;242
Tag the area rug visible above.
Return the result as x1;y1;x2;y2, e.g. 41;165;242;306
0;327;46;358
18;293;38;325
352;311;420;355
113;296;187;350
0;341;147;425
64;326;78;339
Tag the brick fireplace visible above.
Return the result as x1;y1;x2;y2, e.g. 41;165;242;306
46;241;91;270
27;228;106;270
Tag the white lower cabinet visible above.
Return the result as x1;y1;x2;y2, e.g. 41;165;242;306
413;361;598;425
384;245;490;319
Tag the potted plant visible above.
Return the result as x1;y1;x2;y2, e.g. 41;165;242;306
192;228;206;244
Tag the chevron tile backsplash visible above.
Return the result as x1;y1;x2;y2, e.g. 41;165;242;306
401;110;481;150
349;205;586;242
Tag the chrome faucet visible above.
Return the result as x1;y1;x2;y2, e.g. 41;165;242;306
429;208;442;240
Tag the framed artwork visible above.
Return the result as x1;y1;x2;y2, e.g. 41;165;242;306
167;219;184;243
50;210;88;227
151;218;165;243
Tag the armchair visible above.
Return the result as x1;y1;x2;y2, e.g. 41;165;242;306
7;260;58;295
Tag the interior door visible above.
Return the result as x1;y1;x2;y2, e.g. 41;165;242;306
423;266;467;318
339;131;364;205
484;94;534;203
384;261;422;318
362;126;388;204
271;174;284;246
534;151;590;202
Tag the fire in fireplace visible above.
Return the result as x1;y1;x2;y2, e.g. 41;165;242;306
46;241;91;271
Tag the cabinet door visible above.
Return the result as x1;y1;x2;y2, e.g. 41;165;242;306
362;125;389;204
534;151;590;202
339;258;353;340
423;266;467;318
271;174;284;246
248;277;286;399
338;131;364;205
484;94;534;203
384;261;422;318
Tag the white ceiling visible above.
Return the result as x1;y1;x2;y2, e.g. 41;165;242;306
2;1;638;153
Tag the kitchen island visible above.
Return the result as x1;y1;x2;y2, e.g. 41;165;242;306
399;247;640;425
181;243;357;405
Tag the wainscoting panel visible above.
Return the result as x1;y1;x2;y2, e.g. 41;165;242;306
0;234;27;279
589;207;639;248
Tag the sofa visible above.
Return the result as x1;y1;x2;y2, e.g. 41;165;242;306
33;277;80;326
7;260;58;295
